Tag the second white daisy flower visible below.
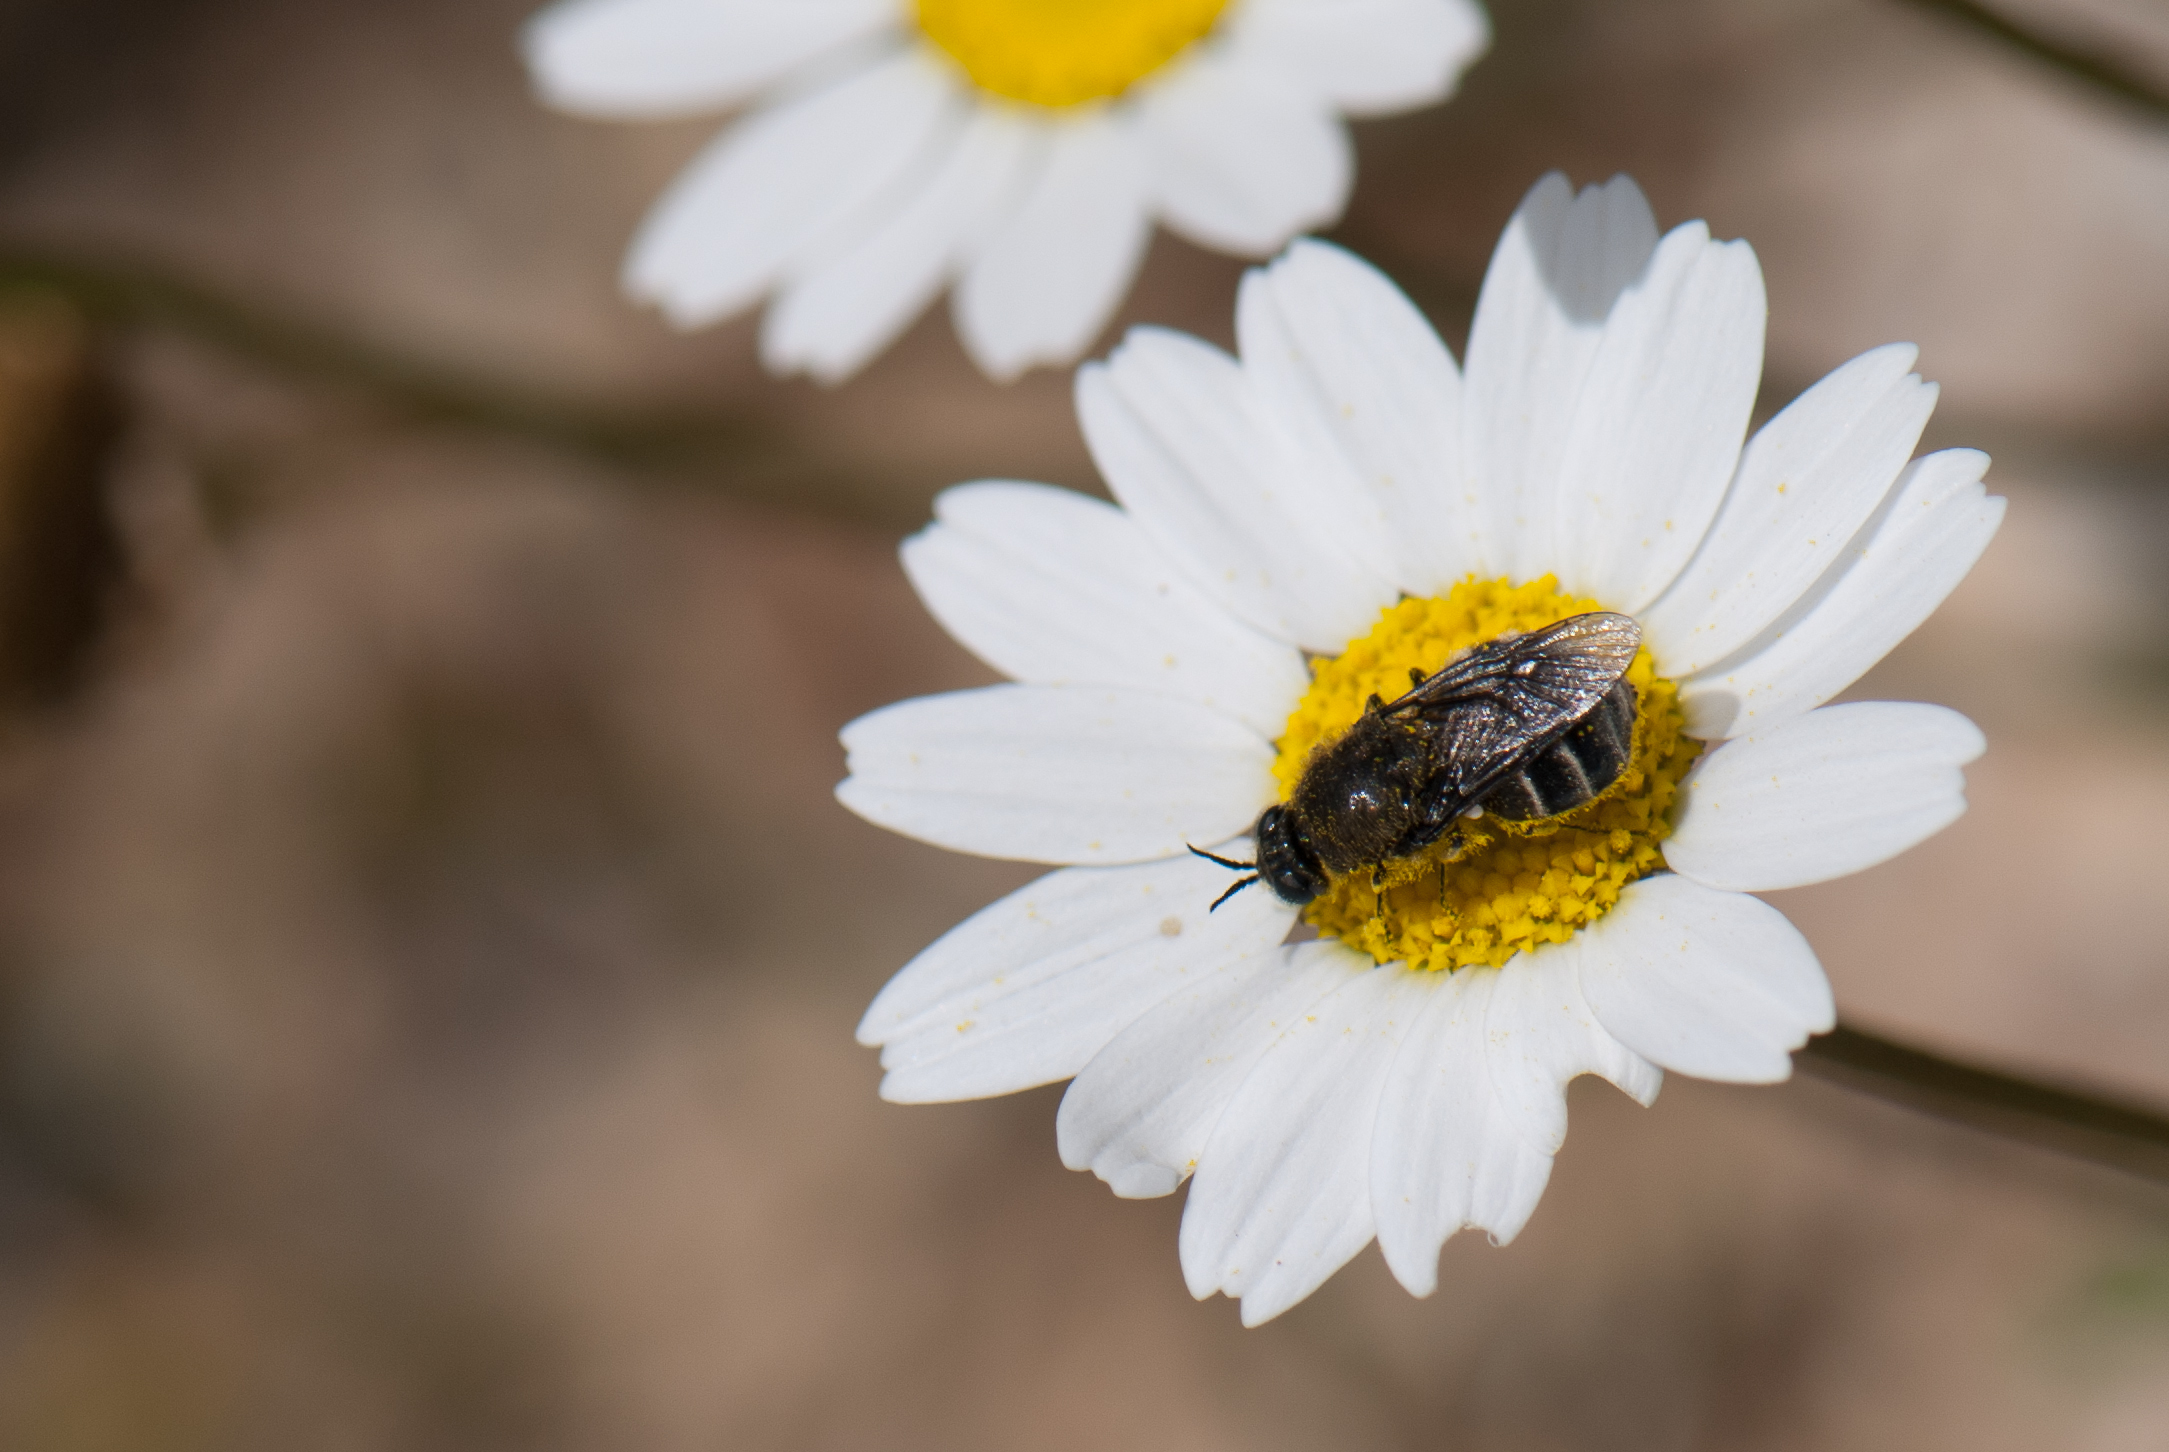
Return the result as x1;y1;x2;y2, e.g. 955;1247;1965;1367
523;0;1490;381
839;172;2004;1324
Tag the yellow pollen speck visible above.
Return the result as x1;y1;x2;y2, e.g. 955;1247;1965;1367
915;0;1229;108
1273;576;1702;973
1159;916;1184;937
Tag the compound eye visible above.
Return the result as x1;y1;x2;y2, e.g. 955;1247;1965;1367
1254;806;1326;905
1265;858;1323;906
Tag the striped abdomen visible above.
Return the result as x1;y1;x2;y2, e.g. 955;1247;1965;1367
1481;680;1638;822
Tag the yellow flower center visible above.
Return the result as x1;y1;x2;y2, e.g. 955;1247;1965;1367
915;0;1231;108
1273;577;1702;973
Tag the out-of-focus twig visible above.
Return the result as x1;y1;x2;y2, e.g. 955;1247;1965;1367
1897;0;2169;124
0;294;120;705
1800;1021;2169;1186
0;249;926;530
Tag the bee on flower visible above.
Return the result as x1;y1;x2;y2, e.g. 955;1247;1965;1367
521;0;1490;381
836;172;2004;1325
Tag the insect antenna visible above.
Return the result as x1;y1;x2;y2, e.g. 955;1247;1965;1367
1187;844;1255;871
1209;876;1260;912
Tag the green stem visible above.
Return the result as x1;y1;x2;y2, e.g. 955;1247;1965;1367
1799;1022;2169;1184
1896;0;2169;124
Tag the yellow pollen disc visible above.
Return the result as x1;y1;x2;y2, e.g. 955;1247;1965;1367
1273;577;1703;973
915;0;1231;108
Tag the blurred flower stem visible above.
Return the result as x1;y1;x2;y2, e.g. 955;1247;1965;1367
1802;1024;2169;1185
0;250;931;528
1898;0;2169;124
0;294;121;706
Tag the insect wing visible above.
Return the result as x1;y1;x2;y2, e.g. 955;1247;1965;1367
1384;612;1639;719
1382;612;1640;799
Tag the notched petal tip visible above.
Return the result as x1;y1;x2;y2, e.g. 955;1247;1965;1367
1623;1065;1664;1109
1380;1241;1442;1300
1107;1163;1182;1199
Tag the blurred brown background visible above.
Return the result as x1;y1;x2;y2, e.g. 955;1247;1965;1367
0;0;2165;1447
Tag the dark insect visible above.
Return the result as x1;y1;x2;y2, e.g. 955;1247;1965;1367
1195;612;1642;909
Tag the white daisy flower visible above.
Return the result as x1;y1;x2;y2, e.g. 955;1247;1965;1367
837;173;2005;1325
521;0;1490;381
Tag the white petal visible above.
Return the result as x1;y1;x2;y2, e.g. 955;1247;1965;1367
1057;940;1355;1198
900;482;1309;737
1550;222;1768;612
1461;174;1660;586
856;852;1258;1043
1180;959;1420;1326
1666;702;1985;893
1641;345;1936;674
522;0;896;118
623;48;958;327
835;684;1274;864
1578;874;1833;1085
1135;50;1352;256
953;112;1152;381
1370;968;1555;1297
869;856;1295;1103
764;102;1041;381
1227;0;1490;117
1680;449;2004;737
1077;331;1398;652
1235;239;1475;597
1482;941;1661;1154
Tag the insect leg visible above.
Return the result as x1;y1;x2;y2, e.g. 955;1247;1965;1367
1401;804;1461;855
